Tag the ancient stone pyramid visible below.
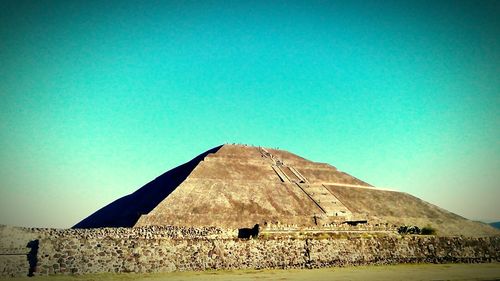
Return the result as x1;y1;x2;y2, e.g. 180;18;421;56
74;144;497;236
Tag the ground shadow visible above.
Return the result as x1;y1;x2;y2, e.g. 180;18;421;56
73;145;222;228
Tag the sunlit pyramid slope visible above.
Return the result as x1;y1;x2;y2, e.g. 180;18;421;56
75;144;498;237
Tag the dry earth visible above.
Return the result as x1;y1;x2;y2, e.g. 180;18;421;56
2;263;500;281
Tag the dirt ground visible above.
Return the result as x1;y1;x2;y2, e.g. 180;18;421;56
3;263;500;281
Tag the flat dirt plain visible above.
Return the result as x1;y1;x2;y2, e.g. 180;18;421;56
2;263;500;281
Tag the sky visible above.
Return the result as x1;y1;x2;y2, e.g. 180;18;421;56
0;0;498;228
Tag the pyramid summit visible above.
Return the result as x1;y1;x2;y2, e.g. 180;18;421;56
75;144;497;237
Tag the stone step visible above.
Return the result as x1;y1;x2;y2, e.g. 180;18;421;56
289;166;309;183
297;184;352;218
281;166;302;182
272;165;290;182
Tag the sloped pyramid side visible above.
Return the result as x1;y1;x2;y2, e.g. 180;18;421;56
135;144;372;228
73;145;222;228
75;144;498;237
135;144;498;237
323;184;498;237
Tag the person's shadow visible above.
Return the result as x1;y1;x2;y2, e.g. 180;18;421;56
26;240;39;277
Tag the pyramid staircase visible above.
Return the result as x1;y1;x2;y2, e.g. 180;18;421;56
296;183;352;219
258;147;352;220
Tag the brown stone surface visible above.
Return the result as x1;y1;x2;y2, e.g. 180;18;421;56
135;144;369;228
325;184;499;237
76;144;499;236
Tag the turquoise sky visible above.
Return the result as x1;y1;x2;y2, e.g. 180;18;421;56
1;0;498;228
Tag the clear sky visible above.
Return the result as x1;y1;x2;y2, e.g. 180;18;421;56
1;0;498;228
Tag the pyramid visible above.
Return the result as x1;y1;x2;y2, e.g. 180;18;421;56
75;144;497;237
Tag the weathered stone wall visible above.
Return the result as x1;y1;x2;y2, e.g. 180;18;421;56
0;256;28;278
0;226;38;277
35;237;309;274
262;221;397;232
1;225;499;277
0;225;234;277
305;236;499;267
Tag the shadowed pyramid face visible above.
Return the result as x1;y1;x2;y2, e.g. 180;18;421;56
75;144;498;237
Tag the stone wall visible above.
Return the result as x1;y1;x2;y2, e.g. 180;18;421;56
1;226;499;277
0;226;38;277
